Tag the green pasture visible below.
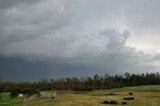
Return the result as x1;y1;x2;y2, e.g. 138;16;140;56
1;85;160;106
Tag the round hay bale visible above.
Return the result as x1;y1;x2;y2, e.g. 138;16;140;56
110;101;117;104
102;101;109;104
123;97;134;100
129;92;133;95
122;102;127;105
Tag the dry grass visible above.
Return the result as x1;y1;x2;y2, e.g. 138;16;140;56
10;85;160;106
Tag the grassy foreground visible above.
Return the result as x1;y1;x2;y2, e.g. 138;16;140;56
1;85;160;106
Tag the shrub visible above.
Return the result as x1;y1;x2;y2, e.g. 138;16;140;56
10;87;40;97
23;88;40;96
0;89;3;93
0;87;4;93
10;88;20;97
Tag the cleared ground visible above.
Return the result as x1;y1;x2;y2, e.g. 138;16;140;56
1;85;160;106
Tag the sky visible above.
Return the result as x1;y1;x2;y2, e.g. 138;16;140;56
0;0;160;81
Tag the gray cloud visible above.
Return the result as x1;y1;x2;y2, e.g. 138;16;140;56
0;0;75;46
0;0;38;10
0;27;156;73
124;0;160;29
0;0;160;80
77;0;160;29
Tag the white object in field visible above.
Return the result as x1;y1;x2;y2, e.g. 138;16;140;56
40;92;57;98
18;94;24;97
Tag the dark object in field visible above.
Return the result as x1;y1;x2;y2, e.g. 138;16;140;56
51;97;54;99
102;100;117;104
122;102;127;105
129;92;133;95
109;101;117;104
102;101;109;104
123;97;134;100
91;93;118;96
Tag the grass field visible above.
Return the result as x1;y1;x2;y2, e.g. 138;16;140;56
0;92;24;106
1;85;160;106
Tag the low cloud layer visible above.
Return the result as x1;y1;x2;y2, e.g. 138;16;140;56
0;0;160;80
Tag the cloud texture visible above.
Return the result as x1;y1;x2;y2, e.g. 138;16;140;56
0;0;160;80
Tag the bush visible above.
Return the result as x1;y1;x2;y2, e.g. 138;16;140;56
10;88;20;97
10;87;40;97
0;87;4;93
23;88;40;96
0;89;3;93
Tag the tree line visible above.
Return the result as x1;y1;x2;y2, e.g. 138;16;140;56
0;72;160;92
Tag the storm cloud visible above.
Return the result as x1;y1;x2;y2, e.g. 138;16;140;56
0;0;160;81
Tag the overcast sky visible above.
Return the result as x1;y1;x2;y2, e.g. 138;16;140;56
0;0;160;81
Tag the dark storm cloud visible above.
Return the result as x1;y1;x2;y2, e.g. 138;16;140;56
0;57;106;81
0;0;160;81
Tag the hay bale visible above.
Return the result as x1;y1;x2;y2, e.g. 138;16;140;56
109;101;117;104
129;92;133;95
130;97;134;100
102;101;109;104
122;102;127;105
123;97;128;100
123;97;134;100
109;93;114;95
